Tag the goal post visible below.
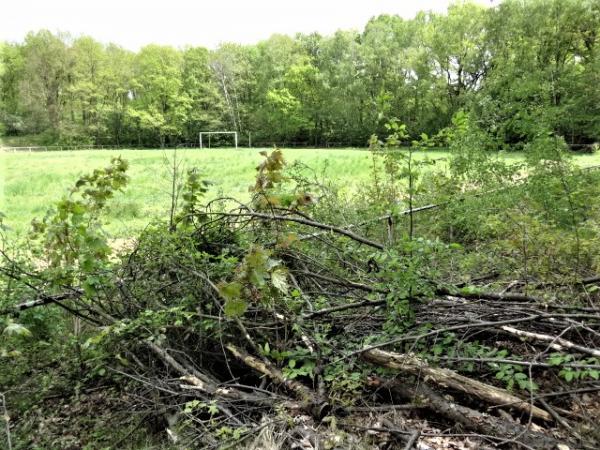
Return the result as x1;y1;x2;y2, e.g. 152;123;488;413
199;131;238;149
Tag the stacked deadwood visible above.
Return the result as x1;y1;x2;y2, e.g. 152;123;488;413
3;205;600;450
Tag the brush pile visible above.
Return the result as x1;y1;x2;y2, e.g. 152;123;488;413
3;151;600;449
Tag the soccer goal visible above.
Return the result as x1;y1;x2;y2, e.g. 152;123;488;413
199;131;238;149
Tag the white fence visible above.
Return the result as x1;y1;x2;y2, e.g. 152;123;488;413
0;143;202;152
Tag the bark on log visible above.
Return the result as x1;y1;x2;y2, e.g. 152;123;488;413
380;378;567;450
363;348;551;421
436;286;547;303
225;343;318;403
225;343;328;418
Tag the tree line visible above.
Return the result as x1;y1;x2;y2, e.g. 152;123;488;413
1;0;599;148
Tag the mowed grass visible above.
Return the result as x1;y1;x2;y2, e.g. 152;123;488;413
0;148;380;236
2;147;600;238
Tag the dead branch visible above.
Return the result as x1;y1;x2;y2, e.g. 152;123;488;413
225;344;322;410
380;377;566;450
500;325;600;357
0;290;82;316
363;348;552;421
213;211;385;250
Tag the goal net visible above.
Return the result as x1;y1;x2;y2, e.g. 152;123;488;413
199;131;238;149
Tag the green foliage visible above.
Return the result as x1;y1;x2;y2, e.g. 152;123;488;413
252;149;287;193
376;239;445;327
423;336;540;393
2;318;32;338
218;245;288;318
29;156;128;287
0;318;32;359
368;120;436;223
175;167;210;228
494;363;538;393
548;353;600;382
261;334;318;381
446;111;517;187
2;1;598;147
250;148;315;212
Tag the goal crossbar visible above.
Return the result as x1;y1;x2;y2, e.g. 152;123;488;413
199;131;238;149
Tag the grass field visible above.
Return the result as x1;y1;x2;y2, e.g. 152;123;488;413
0;148;381;236
2;147;600;237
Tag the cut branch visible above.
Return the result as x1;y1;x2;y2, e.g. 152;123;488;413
379;377;565;450
225;343;323;413
500;325;600;357
216;211;385;250
363;348;551;421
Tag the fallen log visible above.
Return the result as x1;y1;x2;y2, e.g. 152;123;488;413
436;286;548;303
377;377;568;450
363;348;551;421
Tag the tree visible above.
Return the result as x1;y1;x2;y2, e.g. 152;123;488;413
478;0;600;146
19;31;73;135
181;46;226;143
0;43;25;135
209;43;256;137
129;45;190;147
66;36;107;143
281;56;327;146
101;44;135;145
318;30;371;145
1;2;599;148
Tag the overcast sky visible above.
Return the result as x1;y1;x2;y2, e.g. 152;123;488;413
2;0;495;50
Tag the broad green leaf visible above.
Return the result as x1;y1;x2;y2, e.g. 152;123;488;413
271;268;288;294
218;281;242;300
3;321;32;338
224;299;248;318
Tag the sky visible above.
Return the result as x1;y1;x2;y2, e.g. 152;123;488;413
2;0;494;50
